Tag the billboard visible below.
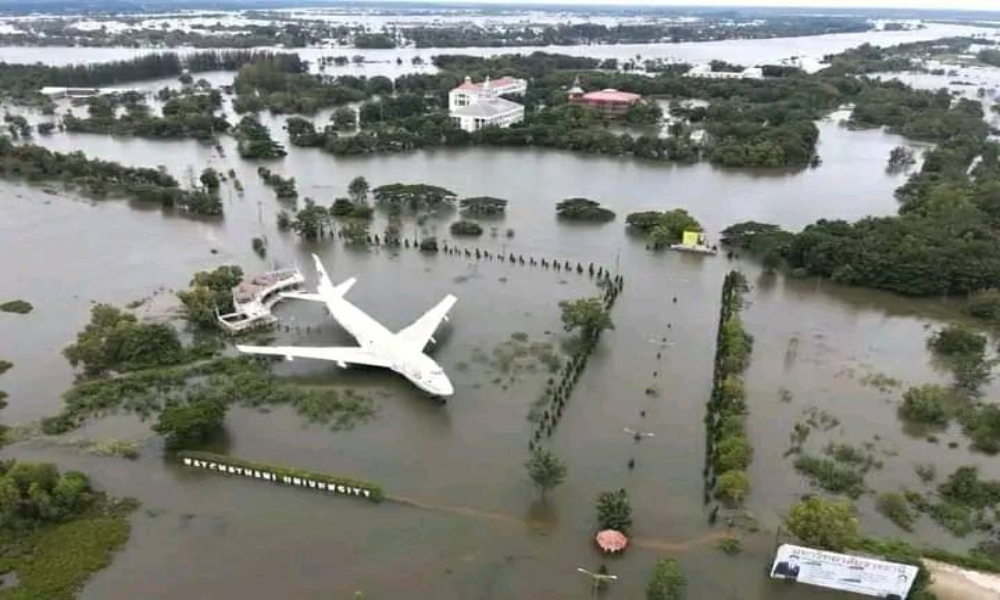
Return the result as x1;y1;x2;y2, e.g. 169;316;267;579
769;544;918;599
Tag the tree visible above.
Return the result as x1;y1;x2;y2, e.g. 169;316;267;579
342;220;370;247
559;297;614;339
330;197;355;217
785;496;859;551
348;176;370;205
646;557;686;600
596;488;633;533
292;198;331;240
556;198;616;222
714;470;750;506
524;447;567;501
332;107;356;131
177;266;244;329
928;325;987;357
199;167;220;191
459;196;507;217
153;390;228;450
449;220;483;236
713;435;752;473
63;304;185;376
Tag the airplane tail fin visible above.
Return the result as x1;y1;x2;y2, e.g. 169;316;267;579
311;254;355;297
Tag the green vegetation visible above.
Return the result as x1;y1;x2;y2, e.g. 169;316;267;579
928;325;987;358
876;492;917;531
354;33;396;49
459;196;508;218
0;300;32;315
706;272;754;509
176;266;244;329
153;391;228;450
449;220;484;237
257;167;298;201
555;198;616;222
785;496;859;552
292;199;332;240
716;536;743;555
898;384;954;427
63;89;229;141
0;361;11;376
252;237;266;258
0;461;137;600
332;107;356;131
596;488;633;533
372;183;457;214
523;447;567;501
793;455;867;498
0;140;221;216
965;290;1000;325
645;556;686;600
63;304;185;377
180;451;383;502
558;297;614;340
233;116;286;159
627;208;702;248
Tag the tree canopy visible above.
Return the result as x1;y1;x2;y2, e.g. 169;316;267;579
177;266;244;329
459;196;508;217
596;488;633;533
556;198;616;222
63;304;185;376
646;557;686;600
372;183;457;213
785;496;859;551
559;297;614;339
153;389;228;450
524;447;567;500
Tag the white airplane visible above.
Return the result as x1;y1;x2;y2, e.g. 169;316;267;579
236;254;456;397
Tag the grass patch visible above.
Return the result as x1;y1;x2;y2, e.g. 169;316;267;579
876;492;916;531
793;455;867;498
0;301;32;315
0;506;134;600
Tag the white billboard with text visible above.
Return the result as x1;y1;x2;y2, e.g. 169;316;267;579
770;544;918;599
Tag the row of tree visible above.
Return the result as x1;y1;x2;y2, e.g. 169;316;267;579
0;138;222;216
704;272;753;510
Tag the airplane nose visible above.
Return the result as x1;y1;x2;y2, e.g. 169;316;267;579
437;378;454;397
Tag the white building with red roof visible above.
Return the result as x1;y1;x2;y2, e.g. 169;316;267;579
448;75;527;133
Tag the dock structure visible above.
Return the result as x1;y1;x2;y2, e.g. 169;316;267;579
217;266;305;333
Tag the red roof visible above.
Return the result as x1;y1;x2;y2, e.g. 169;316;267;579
581;89;641;103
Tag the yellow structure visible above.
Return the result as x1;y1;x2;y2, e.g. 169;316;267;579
681;231;706;247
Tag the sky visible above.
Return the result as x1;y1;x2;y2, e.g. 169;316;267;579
411;0;1000;11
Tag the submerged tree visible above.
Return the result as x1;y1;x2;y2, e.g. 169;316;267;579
292;198;331;240
524;447;567;502
555;198;616;222
596;488;633;533
153;389;228;450
176;265;244;329
348;175;370;205
63;304;185;376
646;557;686;600
559;297;614;339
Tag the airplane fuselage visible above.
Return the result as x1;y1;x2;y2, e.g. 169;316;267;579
318;284;453;396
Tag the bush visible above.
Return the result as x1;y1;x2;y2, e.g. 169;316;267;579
793;455;866;498
418;237;439;253
330;197;355;217
714;470;750;506
713;435;752;472
899;384;953;427
965;290;1000;323
877;492;916;531
785;496;859;551
928;325;987;357
152;392;228;450
449;219;484;237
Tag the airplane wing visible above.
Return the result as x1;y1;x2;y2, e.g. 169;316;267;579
236;345;390;368
397;294;457;349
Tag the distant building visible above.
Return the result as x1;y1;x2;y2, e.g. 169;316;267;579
567;79;642;116
40;86;143;99
448;75;527;133
684;65;764;79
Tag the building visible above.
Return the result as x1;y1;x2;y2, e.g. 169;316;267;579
40;86;141;99
684;65;764;79
216;267;305;333
567;79;642;116
448;75;527;133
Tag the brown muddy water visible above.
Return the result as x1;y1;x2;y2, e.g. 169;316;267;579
2;71;1000;600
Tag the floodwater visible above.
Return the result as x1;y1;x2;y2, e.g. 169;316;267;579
0;22;992;77
3;32;1000;600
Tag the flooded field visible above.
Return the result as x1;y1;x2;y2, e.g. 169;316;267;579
2;26;1000;600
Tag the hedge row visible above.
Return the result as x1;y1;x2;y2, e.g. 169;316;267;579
704;271;753;510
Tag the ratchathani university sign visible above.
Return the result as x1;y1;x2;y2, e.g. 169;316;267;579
181;456;376;500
